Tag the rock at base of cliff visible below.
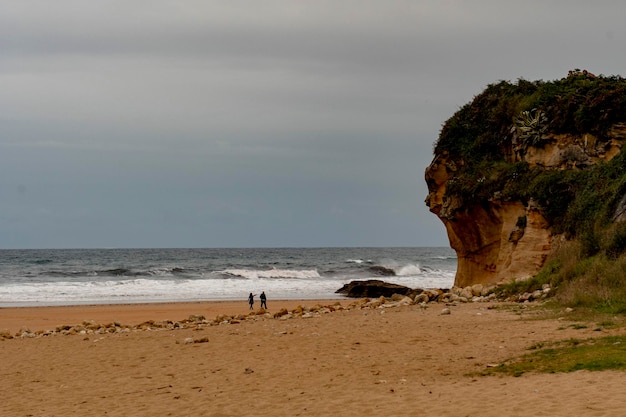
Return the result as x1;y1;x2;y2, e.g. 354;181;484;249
335;280;419;298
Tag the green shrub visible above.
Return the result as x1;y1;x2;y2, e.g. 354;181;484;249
478;335;626;376
497;261;557;297
605;222;626;259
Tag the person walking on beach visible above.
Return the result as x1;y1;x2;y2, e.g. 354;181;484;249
260;291;267;309
248;292;255;310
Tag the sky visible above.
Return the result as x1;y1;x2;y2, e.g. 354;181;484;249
1;1;625;249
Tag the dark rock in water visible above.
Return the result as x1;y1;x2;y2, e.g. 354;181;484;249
367;265;396;276
335;279;416;298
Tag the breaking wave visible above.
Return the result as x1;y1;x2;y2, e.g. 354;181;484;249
367;263;422;277
346;259;373;264
220;269;321;279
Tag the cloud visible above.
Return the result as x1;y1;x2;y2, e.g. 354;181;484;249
1;1;626;247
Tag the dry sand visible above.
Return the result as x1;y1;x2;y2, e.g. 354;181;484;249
2;299;626;417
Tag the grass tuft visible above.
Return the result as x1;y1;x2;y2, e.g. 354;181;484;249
477;335;626;377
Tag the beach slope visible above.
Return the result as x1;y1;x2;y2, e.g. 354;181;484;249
2;300;626;416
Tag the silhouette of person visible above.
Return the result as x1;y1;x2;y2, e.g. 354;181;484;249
260;291;267;309
248;292;255;310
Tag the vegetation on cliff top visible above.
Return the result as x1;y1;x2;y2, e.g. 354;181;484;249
435;71;626;313
435;70;626;160
436;70;626;238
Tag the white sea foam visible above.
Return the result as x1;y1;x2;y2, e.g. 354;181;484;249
395;263;422;276
346;259;372;264
0;272;456;307
146;267;177;276
0;275;343;306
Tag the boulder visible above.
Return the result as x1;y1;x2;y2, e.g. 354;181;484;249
335;280;415;298
422;289;444;301
414;293;430;304
471;284;484;297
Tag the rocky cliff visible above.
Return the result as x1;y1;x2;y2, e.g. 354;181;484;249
425;72;626;287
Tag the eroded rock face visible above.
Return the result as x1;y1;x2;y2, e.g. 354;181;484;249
425;154;551;287
517;125;626;169
425;124;626;287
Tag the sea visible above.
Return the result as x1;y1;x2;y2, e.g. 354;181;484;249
0;247;457;307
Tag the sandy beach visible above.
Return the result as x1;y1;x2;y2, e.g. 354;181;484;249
2;299;626;417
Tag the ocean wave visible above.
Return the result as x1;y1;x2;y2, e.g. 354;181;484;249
367;263;422;277
102;268;138;276
220;269;321;279
41;267;189;278
396;263;422;276
368;265;396;276
146;267;187;276
346;259;373;264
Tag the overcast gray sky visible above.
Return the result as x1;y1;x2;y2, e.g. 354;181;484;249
1;1;624;249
